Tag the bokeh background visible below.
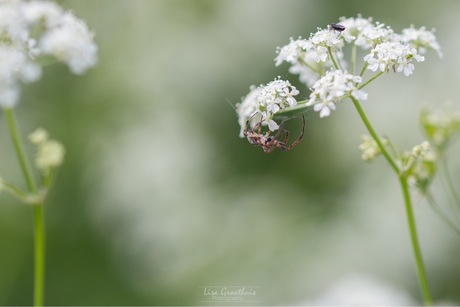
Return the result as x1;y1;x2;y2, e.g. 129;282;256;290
1;0;460;305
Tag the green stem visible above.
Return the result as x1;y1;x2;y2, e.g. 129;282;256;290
350;99;432;305
327;47;340;70
359;62;368;77
399;176;433;305
4;107;45;306
4;108;37;193
359;71;385;90
350;98;399;173
441;158;460;222
425;192;460;238
351;44;357;75
33;205;45;307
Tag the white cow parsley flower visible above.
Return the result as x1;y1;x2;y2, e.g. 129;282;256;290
310;27;344;50
0;0;97;108
236;79;300;135
338;15;375;44
39;12;97;75
275;37;311;66
400;25;442;58
236;85;261;138
257;78;300;130
307;70;367;118
238;15;442;142
29;127;65;174
364;41;424;76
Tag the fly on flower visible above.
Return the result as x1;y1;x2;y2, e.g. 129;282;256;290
330;23;346;38
330;23;346;32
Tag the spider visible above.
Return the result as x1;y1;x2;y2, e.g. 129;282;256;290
243;115;306;153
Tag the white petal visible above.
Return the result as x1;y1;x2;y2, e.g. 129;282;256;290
319;106;331;118
267;119;279;131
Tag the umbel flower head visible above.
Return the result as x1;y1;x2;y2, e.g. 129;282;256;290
237;15;441;149
0;0;98;108
236;78;299;136
29;127;65;175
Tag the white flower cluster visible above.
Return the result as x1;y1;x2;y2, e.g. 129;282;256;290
401;26;443;58
275;16;441;89
307;70;367;118
236;78;299;136
237;16;442;139
29;127;65;173
0;0;97;108
364;41;425;76
420;107;460;150
340;17;395;49
359;134;388;161
275;35;341;88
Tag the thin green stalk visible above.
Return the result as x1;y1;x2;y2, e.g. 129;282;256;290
399;176;432;305
425;192;460;238
350;98;432;305
358;71;385;90
4;108;37;193
33;205;45;307
350;98;399;173
441;158;460;222
351;44;357;75
359;62;368;77
299;58;322;75
327;47;340;70
4;107;45;306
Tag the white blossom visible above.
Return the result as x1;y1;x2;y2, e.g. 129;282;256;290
307;70;367;118
275;37;339;87
256;78;299;130
401;25;442;58
29;127;65;172
359;135;388;161
338;15;374;44
35;139;65;172
39;12;97;75
0;0;97;108
20;0;63;27
29;127;49;144
236;79;300;136
304;274;416;305
236;85;261;138
364;41;424;76
275;37;311;66
0;46;41;107
240;15;442;135
310;28;344;50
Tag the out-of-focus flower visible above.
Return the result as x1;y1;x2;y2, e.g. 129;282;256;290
420;107;460;152
0;0;97;108
359;135;388;162
304;274;416;306
29;128;65;174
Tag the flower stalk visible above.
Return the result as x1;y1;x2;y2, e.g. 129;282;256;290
4;108;45;306
235;15;447;305
351;97;432;305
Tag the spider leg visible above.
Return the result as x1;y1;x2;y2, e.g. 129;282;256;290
243;113;261;136
263;123;286;153
281;115;306;151
281;127;289;146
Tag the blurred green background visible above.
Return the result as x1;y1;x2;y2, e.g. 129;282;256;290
1;0;460;305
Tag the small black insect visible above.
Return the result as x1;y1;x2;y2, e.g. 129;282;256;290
330;23;346;32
